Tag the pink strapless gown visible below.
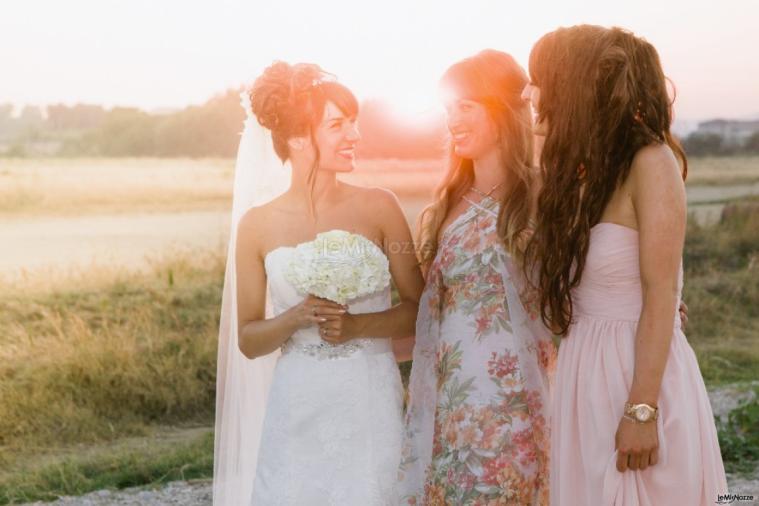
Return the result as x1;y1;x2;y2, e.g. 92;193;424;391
550;223;727;506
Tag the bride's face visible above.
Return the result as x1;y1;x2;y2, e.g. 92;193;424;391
312;101;360;173
443;97;498;160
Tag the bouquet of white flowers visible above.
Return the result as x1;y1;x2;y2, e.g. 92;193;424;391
285;230;391;305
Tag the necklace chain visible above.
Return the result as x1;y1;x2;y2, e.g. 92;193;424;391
468;181;505;199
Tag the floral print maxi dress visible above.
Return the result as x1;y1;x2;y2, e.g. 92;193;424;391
399;195;556;506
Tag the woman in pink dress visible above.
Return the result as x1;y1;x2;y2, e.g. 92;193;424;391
522;25;728;505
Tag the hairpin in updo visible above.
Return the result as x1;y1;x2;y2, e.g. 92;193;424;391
310;72;337;87
289;66;337;98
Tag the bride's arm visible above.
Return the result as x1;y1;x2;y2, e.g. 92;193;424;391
320;189;424;345
357;189;424;338
392;336;416;363
236;208;341;359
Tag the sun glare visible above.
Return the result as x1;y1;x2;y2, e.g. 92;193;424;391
384;86;444;126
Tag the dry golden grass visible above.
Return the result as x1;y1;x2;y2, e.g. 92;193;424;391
2;156;756;218
0;157;444;217
0;158;234;216
0;247;223;502
0;249;224;462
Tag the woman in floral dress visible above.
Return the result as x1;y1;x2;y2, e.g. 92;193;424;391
399;50;556;505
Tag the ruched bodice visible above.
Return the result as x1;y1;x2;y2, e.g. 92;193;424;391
573;222;682;326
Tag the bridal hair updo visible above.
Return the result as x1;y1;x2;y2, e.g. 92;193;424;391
249;61;358;164
523;25;688;335
415;50;535;274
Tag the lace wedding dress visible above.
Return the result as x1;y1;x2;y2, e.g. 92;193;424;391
250;232;404;505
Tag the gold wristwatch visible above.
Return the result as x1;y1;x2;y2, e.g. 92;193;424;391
624;402;658;423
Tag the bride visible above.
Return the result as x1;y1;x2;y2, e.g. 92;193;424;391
212;61;424;505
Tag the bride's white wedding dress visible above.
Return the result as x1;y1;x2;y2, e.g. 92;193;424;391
250;233;404;505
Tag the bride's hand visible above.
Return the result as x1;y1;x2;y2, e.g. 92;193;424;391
317;304;354;344
615;416;659;472
289;295;345;330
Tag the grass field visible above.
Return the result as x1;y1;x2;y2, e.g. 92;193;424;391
0;250;223;503
683;199;759;384
685;156;759;186
0;157;757;502
0;158;234;217
1;428;213;504
2;156;758;217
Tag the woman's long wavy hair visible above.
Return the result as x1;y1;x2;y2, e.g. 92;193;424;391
416;49;535;275
523;25;688;335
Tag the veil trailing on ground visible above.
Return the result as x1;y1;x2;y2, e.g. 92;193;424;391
212;91;291;505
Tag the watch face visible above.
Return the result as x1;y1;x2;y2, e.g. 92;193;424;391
635;405;652;421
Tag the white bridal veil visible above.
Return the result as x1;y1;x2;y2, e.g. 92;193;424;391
212;91;291;505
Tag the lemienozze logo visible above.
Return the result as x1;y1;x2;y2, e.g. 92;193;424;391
716;493;756;504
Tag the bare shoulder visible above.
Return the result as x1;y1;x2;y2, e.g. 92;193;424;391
363;185;403;209
626;143;684;204
236;199;280;258
340;182;401;211
238;192;290;228
629;143;682;185
238;203;268;232
628;142;687;232
344;185;406;243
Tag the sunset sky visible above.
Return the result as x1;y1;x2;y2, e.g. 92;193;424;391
3;0;758;129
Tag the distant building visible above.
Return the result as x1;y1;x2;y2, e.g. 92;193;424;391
696;119;759;146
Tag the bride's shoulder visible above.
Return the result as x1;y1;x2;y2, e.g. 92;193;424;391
239;203;270;230
239;194;290;226
236;206;266;255
237;200;288;261
237;197;285;246
347;185;407;234
342;183;401;208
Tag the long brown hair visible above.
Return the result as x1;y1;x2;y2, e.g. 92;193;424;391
523;25;688;335
416;49;535;273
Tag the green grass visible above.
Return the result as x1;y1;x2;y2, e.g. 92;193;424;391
683;198;759;384
0;429;212;505
716;386;759;474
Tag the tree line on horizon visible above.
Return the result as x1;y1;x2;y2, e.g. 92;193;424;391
680;131;759;157
0;90;447;160
1;91;757;159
